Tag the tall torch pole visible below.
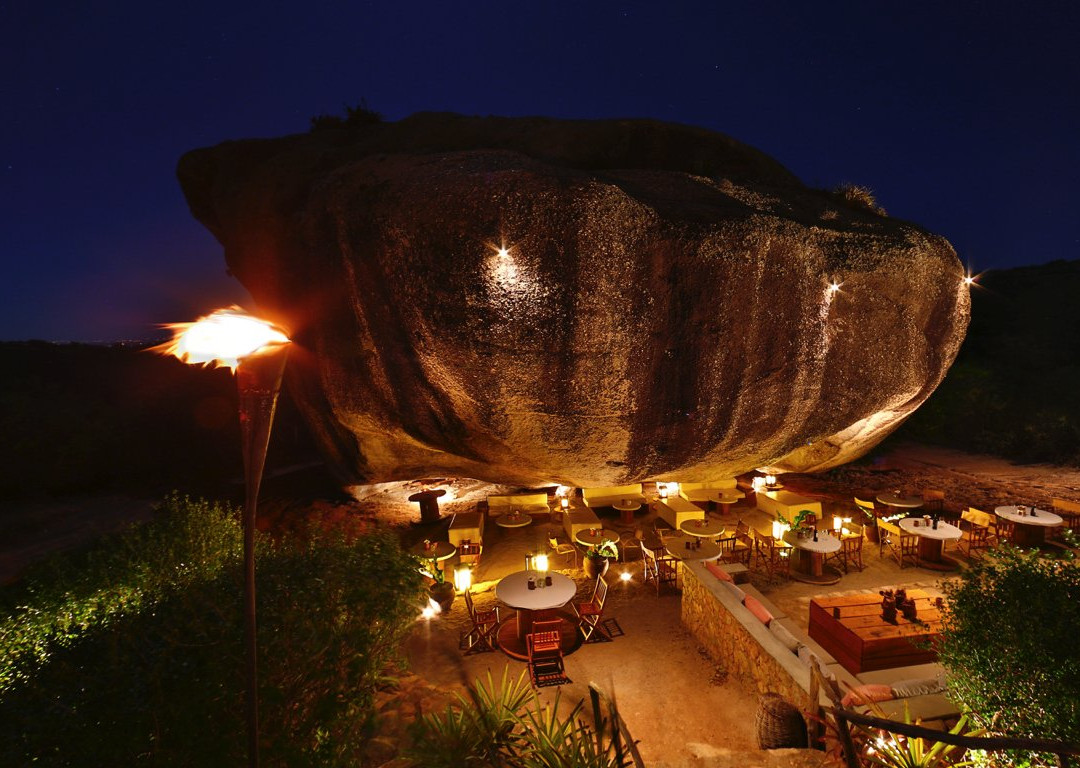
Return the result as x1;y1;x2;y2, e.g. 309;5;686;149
155;307;290;768
236;346;289;768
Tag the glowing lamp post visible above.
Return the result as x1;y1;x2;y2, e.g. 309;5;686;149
157;307;290;768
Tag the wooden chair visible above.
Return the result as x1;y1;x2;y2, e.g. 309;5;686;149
752;528;791;581
993;516;1016;545
826;530;864;573
641;539;677;594
573;575;611;642
1052;498;1080;542
956;522;991;559
877;519;918;568
526;619;571;688
618;530;643;563
547;531;579;568
717;535;751;566
458;539;482;567
734;520;754;563
921;489;945;514
459;590;500;655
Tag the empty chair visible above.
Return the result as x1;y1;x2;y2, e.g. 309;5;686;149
717;535;752;566
547;531;579;567
526;619;571;688
640;539;677;594
458;539;482;567
459;590;500;655
618;529;643;563
573;575;611;642
826;529;865;573
956;521;991;559
877;519;918;568
752;528;791;581
922;489;946;514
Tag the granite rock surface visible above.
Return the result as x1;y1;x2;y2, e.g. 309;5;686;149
177;113;969;487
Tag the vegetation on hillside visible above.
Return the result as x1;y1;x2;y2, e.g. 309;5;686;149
900;260;1080;465
0;493;423;765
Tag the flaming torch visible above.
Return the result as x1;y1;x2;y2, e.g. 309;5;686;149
156;306;290;768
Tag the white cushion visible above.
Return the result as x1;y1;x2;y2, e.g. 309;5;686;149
890;675;946;698
769;621;801;652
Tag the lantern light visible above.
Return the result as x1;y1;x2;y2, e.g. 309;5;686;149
454;567;473;593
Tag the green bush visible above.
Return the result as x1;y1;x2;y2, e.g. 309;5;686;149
937;544;1080;759
404;670;633;768
0;493;423;765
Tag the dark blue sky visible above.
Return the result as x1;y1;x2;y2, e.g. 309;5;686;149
2;1;1077;341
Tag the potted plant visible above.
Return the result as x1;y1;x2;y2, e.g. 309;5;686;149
790;509;816;536
584;539;618;578
426;563;455;613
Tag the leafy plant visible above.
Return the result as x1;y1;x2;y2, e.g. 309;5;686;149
834;182;887;215
936;543;1080;760
790;508;817;531
587;539;619;560
405;670;632;768
860;704;982;768
0;494;424;765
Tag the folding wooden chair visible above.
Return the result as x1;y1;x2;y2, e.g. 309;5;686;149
877;519;918;568
752;528;791;581
717;535;752;566
573;575;611;642
826;530;864;573
956;521;991;559
459;589;500;655
526;619;571;688
641;539;677;594
458;539;482;567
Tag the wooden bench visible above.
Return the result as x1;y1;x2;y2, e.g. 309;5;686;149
678;479;737;503
581;483;646;509
449;511;485;548
488;493;550;518
756;489;822;525
657;496;704;529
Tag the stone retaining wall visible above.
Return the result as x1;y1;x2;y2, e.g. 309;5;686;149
681;564;811;707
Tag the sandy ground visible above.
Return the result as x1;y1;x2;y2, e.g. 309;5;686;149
4;441;1079;766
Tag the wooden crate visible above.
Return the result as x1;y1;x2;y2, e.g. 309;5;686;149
808;590;941;674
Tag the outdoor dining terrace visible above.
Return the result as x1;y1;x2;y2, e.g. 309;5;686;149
396;471;1080;766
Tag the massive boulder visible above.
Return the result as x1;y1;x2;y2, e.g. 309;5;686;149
177;112;969;488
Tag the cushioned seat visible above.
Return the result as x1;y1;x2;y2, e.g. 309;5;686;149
581;483;645;508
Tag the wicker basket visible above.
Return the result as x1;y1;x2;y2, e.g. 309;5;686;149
755;692;808;749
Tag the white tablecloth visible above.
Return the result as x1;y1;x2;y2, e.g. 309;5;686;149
783;530;841;553
994;506;1063;527
900;517;962;541
495;570;576;610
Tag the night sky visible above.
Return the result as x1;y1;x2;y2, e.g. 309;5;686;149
3;1;1077;342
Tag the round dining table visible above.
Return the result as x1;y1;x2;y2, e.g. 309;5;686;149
680;517;725;538
494;570;578;659
663;532;722;561
994;505;1063;547
876;493;924;515
782;530;842;584
575;528;617;547
495;509;532;528
899;517;962;570
611;499;641;524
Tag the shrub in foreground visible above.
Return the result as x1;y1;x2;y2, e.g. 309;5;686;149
0;493;423;765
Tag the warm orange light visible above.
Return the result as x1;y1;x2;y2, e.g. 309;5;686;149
619;571;632;583
828;282;841;293
453;567;472;592
155;306;289;371
962;275;975;286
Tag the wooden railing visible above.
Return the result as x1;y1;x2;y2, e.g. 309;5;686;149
807;661;1080;768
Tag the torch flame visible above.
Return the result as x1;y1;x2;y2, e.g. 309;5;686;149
155;306;289;371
